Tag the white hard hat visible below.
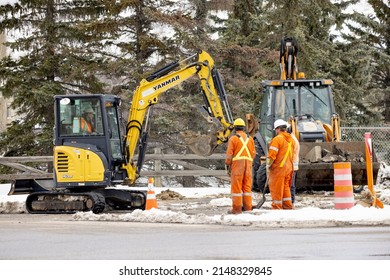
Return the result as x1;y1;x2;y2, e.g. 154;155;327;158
273;119;289;130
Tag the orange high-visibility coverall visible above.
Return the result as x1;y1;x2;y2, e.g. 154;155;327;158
80;117;94;133
225;131;256;213
267;131;295;209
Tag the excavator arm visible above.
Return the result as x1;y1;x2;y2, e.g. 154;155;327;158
122;50;234;184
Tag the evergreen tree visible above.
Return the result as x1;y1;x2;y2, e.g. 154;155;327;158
113;0;231;156
218;0;386;125
341;0;389;123
209;0;274;116
0;0;117;156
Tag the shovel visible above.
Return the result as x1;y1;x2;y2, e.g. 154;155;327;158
255;176;269;209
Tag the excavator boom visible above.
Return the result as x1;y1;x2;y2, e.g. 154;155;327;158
122;50;234;184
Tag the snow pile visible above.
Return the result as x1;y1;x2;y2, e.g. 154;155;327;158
0;185;27;213
73;205;390;227
73;208;219;225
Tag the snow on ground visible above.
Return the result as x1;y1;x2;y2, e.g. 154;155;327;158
1;163;390;228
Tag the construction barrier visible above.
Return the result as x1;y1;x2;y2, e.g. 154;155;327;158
365;132;384;208
333;162;354;209
145;177;158;210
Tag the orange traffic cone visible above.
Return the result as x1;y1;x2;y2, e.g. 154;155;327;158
145;177;158;210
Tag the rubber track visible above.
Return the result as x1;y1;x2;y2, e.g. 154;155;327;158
25;192;106;214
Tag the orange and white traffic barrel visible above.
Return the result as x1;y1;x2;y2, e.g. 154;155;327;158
333;162;354;209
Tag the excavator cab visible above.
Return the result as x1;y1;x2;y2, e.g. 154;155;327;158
54;94;125;188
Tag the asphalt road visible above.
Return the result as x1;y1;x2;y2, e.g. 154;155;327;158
0;214;389;260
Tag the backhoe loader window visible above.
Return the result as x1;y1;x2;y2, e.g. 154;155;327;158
274;87;298;120
58;98;104;136
300;86;331;124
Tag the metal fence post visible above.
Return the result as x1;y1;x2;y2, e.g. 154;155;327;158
154;147;162;187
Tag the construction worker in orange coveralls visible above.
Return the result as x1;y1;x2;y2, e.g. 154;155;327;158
267;119;295;210
225;118;256;214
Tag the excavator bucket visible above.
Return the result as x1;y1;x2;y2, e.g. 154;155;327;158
181;130;218;156
296;141;380;190
181;106;225;156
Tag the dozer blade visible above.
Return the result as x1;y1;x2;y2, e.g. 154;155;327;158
296;141;380;190
9;178;54;195
181;130;218;156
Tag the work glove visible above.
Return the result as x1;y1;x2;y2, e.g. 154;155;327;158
266;158;273;176
225;164;231;176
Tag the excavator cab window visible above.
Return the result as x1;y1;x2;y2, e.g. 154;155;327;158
58;97;104;136
105;101;122;160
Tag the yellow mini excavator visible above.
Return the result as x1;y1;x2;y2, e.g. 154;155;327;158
9;50;234;213
254;37;380;191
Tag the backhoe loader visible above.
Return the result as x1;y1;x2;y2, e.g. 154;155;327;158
252;37;379;191
9;50;234;213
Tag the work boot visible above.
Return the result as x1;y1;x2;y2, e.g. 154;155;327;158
242;206;253;211
227;209;242;215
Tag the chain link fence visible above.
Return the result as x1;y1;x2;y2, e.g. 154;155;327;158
341;126;390;164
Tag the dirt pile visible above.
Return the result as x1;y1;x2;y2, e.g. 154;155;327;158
156;189;185;200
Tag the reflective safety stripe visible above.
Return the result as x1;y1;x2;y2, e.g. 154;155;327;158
272;200;282;205
231;193;242;197
232;136;253;162
279;141;293;167
334;197;355;203
282;197;291;201
243;192;252;197
80;117;93;133
334;174;353;180
269;146;278;152
147;194;156;199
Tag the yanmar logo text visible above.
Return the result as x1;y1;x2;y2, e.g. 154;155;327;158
153;75;180;91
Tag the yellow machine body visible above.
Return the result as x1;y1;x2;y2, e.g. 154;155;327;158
54;146;105;184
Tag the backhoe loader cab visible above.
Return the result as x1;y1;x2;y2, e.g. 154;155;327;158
259;79;335;143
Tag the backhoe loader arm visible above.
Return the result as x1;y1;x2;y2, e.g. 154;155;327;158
280;37;299;80
122;50;234;184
